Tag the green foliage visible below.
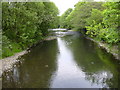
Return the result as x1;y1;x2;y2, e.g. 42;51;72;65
2;35;22;57
86;9;103;26
2;2;59;58
60;1;119;44
86;2;120;44
60;2;103;30
60;8;73;29
85;9;103;37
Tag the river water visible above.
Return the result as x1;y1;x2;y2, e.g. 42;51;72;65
2;31;120;88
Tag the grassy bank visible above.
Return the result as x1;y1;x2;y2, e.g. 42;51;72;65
2;36;22;58
2;35;45;59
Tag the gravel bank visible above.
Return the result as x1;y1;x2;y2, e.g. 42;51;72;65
0;36;60;77
0;36;58;77
0;31;79;77
0;50;28;77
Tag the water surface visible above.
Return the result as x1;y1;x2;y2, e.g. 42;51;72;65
2;32;120;88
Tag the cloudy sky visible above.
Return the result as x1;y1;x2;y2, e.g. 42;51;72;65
50;0;80;16
50;0;106;16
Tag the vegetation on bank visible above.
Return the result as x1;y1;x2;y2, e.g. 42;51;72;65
2;1;120;59
2;2;59;58
60;1;120;45
60;1;120;58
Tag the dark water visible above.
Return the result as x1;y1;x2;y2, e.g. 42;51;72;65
2;32;120;88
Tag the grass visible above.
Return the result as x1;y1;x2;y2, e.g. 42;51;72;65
2;42;22;58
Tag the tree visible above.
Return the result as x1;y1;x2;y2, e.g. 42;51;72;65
60;8;73;28
60;2;104;32
2;2;59;58
86;2;120;44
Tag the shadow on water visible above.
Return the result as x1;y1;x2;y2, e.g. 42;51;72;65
2;40;58;88
2;32;120;88
62;34;120;88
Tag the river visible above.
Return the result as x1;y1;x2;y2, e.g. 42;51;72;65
2;31;120;88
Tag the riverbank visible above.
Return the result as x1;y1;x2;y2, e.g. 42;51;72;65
0;50;28;77
86;37;119;60
1;30;119;78
43;31;120;61
2;31;120;88
0;36;59;77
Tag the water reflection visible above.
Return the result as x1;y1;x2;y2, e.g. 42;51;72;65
2;33;120;88
62;35;119;88
50;38;103;88
3;40;58;88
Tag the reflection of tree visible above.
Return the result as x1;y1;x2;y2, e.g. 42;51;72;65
94;46;119;88
85;71;113;88
63;35;119;88
3;40;58;88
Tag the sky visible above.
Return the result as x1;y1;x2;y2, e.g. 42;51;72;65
50;0;106;16
50;0;80;16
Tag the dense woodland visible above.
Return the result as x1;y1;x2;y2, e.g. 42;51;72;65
60;2;120;44
2;1;120;58
2;2;59;58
